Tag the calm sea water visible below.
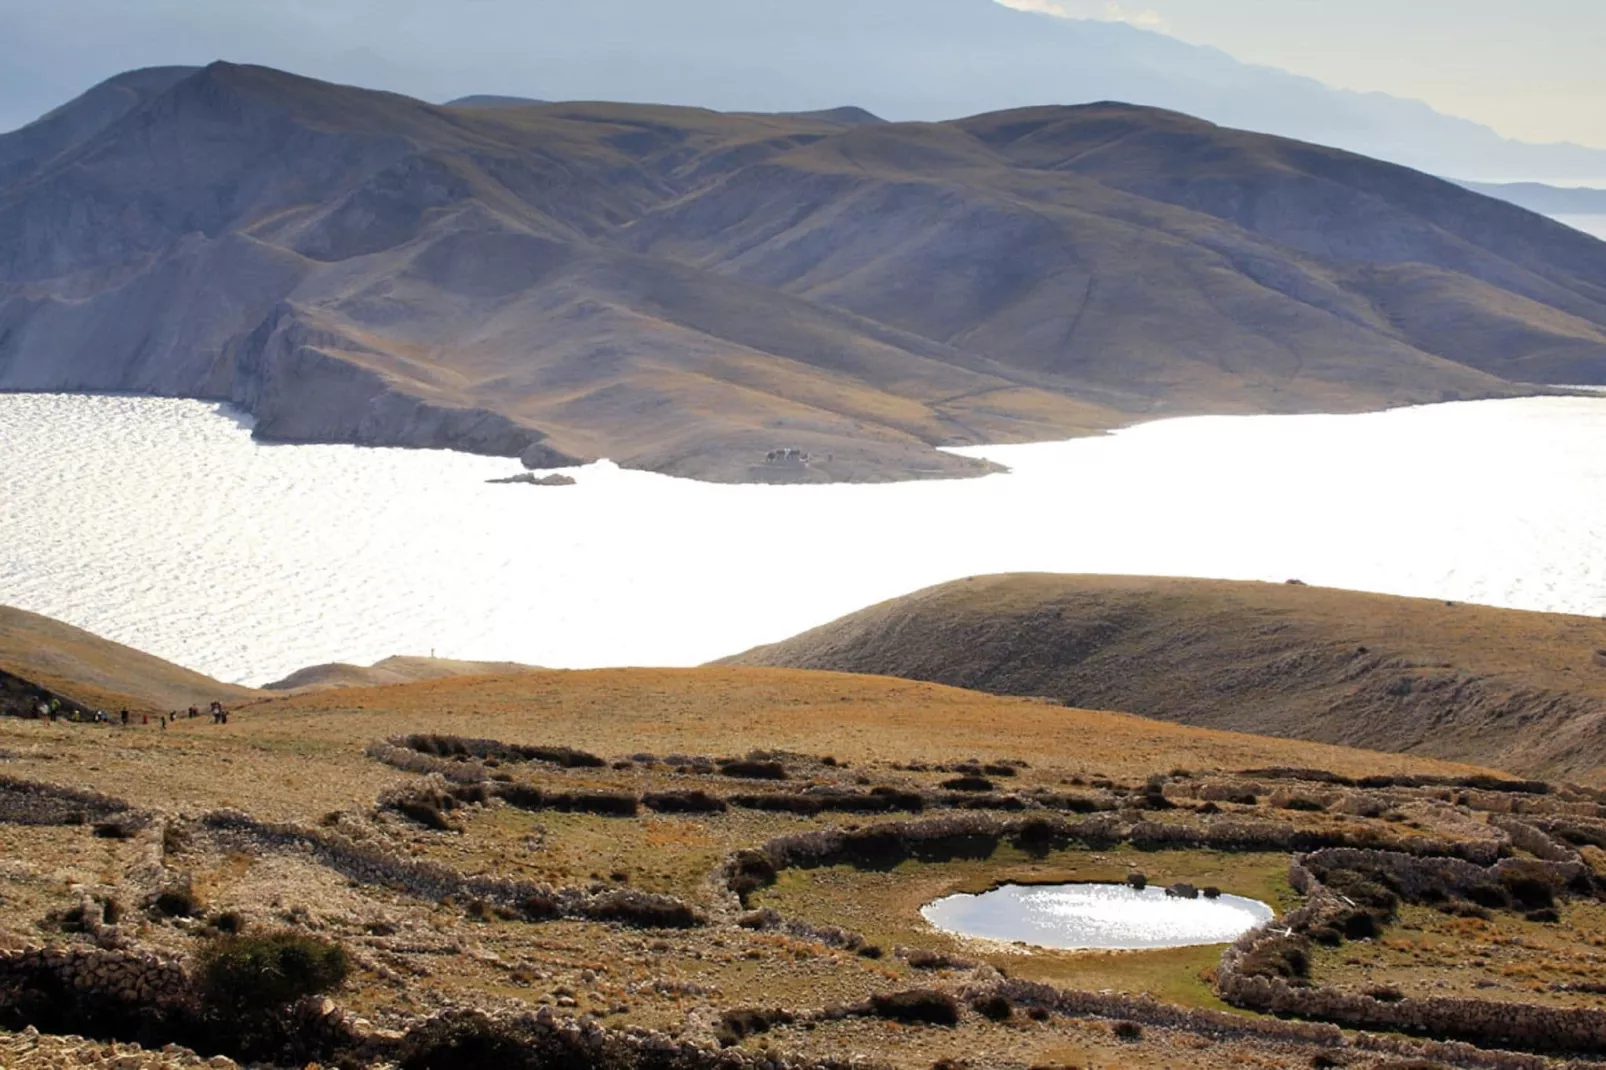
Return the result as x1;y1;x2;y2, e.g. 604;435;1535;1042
1556;214;1606;241
2;393;1604;686
921;883;1274;950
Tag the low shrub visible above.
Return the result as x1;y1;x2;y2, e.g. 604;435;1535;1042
729;793;822;816
945;793;1028;812
1111;1020;1144;1041
198;930;350;1016
519;893;560;921
901;947;976;971
941;776;994;793
449;783;490;806
716;1007;794;1046
580;890;702;929
727;849;778;903
1464;882;1512;910
1037;793;1106;813
395;799;458;832
152;886;201;919
869;989;960;1026
719;759;788;781
495;785;639;817
397;1012;542;1070
1499;865;1560;910
209;910;244;935
971;994;1013;1022
1238;938;1311;981
401;735;605;770
642;790;728;814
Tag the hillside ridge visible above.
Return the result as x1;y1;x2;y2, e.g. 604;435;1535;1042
723;574;1606;780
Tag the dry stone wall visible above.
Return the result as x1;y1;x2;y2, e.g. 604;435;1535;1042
200;810;704;927
1218;849;1606;1054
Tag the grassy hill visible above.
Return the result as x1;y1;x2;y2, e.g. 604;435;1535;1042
0;606;539;710
262;654;542;692
724;574;1606;781
2;64;1603;482
0;606;258;714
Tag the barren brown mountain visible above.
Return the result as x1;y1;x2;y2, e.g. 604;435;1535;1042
2;64;1604;480
724;574;1606;781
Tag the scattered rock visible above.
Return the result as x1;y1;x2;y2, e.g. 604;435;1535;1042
487;472;578;486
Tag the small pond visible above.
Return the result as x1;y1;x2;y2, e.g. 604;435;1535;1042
921;883;1275;950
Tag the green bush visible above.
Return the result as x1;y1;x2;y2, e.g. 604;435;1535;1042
198;930;350;1019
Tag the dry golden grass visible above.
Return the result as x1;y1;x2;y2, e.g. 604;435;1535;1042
0;666;1491;823
1311;901;1606;1011
0;665;1557;1070
0;606;258;714
727;574;1606;779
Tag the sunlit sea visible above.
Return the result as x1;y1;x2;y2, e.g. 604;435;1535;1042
2;393;1604;686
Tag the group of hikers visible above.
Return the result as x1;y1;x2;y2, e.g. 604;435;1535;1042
29;697;230;728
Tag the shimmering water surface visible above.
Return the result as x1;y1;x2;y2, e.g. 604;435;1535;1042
1556;214;1606;241
921;883;1275;950
2;393;1605;686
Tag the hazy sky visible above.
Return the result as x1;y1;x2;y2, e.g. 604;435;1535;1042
1007;0;1605;147
0;0;1600;148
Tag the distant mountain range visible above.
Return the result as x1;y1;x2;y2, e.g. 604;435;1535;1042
1;63;1604;482
1459;181;1606;217
4;0;1606;183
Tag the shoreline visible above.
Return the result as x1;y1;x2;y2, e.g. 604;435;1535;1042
3;382;1593;487
4;390;1605;687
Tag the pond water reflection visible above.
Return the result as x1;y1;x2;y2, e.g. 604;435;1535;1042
921;883;1275;950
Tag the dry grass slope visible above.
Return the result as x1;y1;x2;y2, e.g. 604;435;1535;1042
262;656;543;693
0;606;257;714
723;574;1606;781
